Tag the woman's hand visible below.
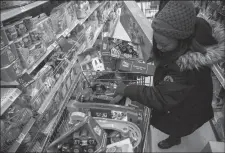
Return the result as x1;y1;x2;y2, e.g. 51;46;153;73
115;82;127;96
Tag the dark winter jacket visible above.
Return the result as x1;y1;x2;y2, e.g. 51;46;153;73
123;17;225;137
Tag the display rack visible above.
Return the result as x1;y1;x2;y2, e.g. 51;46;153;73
39;4;118;151
0;2;106;119
1;1;49;22
1;2;120;153
1;1;120;153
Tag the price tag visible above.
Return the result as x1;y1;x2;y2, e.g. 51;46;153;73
8;89;21;102
16;133;26;144
63;29;70;37
17;72;34;88
20;6;27;12
52;41;57;48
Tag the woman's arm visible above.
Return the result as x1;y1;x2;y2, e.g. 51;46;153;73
122;81;194;112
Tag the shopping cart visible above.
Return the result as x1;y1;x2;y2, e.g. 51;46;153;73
45;71;153;153
70;70;154;103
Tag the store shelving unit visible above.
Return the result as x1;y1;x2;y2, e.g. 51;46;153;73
1;1;49;22
32;4;118;152
0;2;106;119
0;2;119;152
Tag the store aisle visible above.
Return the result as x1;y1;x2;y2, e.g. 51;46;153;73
150;122;217;152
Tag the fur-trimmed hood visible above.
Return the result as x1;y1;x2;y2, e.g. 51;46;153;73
176;14;225;71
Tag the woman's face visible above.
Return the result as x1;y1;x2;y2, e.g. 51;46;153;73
154;32;178;52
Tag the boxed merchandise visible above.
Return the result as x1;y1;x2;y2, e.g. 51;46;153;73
0;25;10;48
29;28;40;43
70;24;85;41
89;1;98;8
120;1;153;62
0;58;24;82
4;24;18;41
23;16;35;31
103;37;143;60
1;44;18;68
84;25;95;48
17;43;45;68
14;20;27;37
14;37;24;48
63;1;77;27
75;1;90;19
50;3;68;35
36;17;56;48
106;138;133;153
22;33;32;48
117;59;155;76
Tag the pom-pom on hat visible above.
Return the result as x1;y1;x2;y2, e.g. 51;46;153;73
151;1;196;40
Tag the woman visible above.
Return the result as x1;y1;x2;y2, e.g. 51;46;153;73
115;1;225;149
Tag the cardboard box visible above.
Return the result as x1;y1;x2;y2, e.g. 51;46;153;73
117;59;155;76
120;1;154;62
101;37;143;60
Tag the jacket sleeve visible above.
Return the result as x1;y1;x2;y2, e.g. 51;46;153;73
124;81;193;112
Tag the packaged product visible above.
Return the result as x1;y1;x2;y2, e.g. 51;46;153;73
29;28;40;43
14;20;27;37
0;26;10;48
120;1;153;62
23;16;34;31
0;59;23;82
4;24;18;41
70;24;85;41
14;37;24;48
89;1;98;8
2;126;21;145
97;7;104;24
36;17;56;48
3;104;33;128
50;3;68;35
64;1;78;27
22;33;32;48
75;1;90;19
117;59;156;76
1;44;17;67
84;25;95;48
17;42;45;68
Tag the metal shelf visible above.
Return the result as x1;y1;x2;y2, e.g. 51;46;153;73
38;4;119;151
1;1;49;22
25;3;104;75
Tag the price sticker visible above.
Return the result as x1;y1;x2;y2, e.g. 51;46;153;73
16;133;26;144
52;41;57;48
20;6;27;12
8;90;20;102
63;29;70;37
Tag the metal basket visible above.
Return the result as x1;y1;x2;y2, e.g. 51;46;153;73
78;70;153;86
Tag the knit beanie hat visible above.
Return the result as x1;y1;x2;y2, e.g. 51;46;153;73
152;1;196;40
